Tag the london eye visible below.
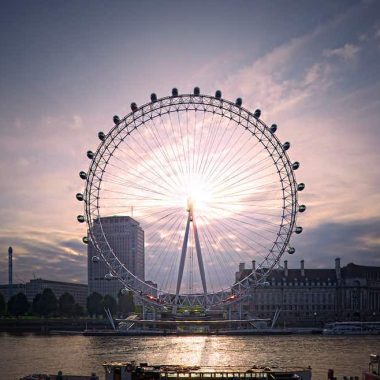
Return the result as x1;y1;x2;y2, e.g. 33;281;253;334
76;88;306;309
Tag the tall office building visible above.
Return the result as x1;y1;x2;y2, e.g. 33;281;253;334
88;216;145;299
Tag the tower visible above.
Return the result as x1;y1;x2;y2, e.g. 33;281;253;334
88;216;144;298
8;246;13;299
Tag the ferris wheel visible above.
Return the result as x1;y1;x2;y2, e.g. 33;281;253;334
76;88;306;309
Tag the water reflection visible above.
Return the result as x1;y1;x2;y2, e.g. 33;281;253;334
1;333;379;380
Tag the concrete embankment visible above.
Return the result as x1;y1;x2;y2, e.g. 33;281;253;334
0;318;109;333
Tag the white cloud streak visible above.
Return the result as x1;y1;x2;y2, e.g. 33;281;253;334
323;43;360;60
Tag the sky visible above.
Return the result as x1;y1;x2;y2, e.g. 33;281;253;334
0;0;380;286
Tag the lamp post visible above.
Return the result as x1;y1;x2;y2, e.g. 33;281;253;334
314;312;318;327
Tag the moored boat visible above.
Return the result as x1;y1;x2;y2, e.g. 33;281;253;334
103;361;312;380
322;322;380;335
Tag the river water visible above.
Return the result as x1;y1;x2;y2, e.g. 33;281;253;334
1;333;379;380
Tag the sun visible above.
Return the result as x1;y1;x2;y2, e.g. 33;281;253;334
185;175;214;212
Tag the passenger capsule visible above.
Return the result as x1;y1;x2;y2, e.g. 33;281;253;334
105;273;113;280
92;256;100;263
283;142;290;151
98;131;105;141
235;98;242;107
254;109;261;119
298;204;307;213
82;236;89;244
76;193;84;201
292;162;300;170
113;115;120;124
295;226;303;234
194;87;200;96
287;247;295;254
215;90;222;99
150;93;157;102
87;150;94;159
130;102;138;112
297;183;305;191
270;124;277;133
79;171;87;180
77;215;85;223
172;88;178;96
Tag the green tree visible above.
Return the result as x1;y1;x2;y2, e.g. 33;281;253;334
87;292;103;317
7;292;29;316
38;288;58;317
0;293;6;315
118;290;135;316
102;294;117;316
58;292;75;316
32;293;42;316
73;303;84;317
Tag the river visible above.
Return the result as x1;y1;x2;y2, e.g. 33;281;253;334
1;333;379;380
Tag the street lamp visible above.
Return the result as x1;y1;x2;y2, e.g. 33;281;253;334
314;312;318;327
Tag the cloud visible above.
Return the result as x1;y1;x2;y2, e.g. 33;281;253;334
214;10;380;277
323;43;360;60
0;228;86;284
217;28;343;121
375;27;380;39
289;217;380;268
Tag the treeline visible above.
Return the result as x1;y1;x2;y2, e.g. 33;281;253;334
0;289;135;318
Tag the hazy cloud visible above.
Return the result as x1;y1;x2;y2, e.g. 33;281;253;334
291;218;380;269
0;229;86;284
323;43;361;60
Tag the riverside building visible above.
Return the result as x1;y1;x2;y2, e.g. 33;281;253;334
234;258;380;326
0;279;88;308
0;283;26;303
25;279;88;308
88;216;145;299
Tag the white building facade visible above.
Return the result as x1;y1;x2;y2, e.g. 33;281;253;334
234;258;380;326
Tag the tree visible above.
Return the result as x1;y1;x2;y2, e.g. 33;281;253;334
0;293;6;315
87;292;103;317
73;303;84;317
38;288;58;317
118;290;135;316
58;292;75;317
7;292;29;316
102;294;117;316
32;293;43;316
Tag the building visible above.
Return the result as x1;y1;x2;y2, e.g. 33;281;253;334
0;283;26;303
88;216;145;299
0;280;88;308
234;258;380;326
25;278;88;308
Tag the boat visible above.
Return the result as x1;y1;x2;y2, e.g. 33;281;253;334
20;374;98;380
103;361;312;380
20;363;312;380
322;321;380;335
363;354;380;380
20;361;312;380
